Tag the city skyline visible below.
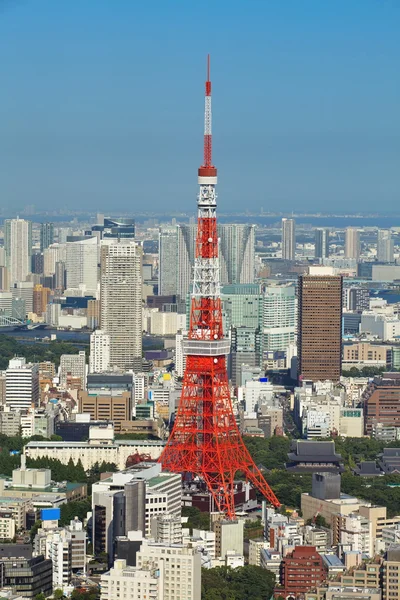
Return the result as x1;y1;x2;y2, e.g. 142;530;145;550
1;1;399;214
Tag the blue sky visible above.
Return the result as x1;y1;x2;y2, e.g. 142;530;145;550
0;0;399;214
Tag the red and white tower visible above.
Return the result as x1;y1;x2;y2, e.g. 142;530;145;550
160;56;280;518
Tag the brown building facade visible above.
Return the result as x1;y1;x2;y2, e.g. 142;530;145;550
78;391;132;432
363;373;400;435
33;284;51;316
298;273;343;382
275;545;327;598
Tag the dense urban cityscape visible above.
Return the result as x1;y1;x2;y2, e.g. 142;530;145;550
1;2;399;600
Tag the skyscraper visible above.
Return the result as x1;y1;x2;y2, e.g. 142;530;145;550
298;270;343;382
315;228;330;259
377;229;394;263
281;218;295;261
40;222;54;252
174;223;255;299
100;241;142;371
4;218;32;284
345;227;360;261
263;285;296;352
66;237;98;294
158;227;178;296
219;224;255;284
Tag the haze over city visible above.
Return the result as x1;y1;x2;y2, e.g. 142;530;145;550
1;0;399;214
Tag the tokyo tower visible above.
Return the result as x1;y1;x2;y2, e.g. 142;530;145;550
160;56;280;518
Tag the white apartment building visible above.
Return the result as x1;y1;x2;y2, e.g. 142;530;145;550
263;285;296;352
66;236;98;294
175;330;187;377
100;241;142;371
151;513;182;544
137;540;201;600
43;243;66;276
59;351;87;388
6;357;39;412
0;291;13;316
243;378;274;413
281;218;295;261
339;513;372;557
0;513;16;540
89;330;110;373
101;559;159;600
149;311;186;336
4;218;32;284
360;313;400;341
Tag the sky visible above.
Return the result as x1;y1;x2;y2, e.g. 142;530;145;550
0;0;399;214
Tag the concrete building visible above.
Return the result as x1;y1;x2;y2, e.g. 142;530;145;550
360;313;400;341
298;272;342;382
343;286;370;311
33;284;51;316
335;512;372;556
0;410;21;436
78;391;132;432
377;229;394;263
6;357;39;412
101;558;160;600
315;228;329;259
281;218;295;261
214;519;244;560
40;222;54;252
343;342;389;367
25;436;165;471
230;326;261;387
345;227;360;261
12;281;34;314
151;513;182;545
363;374;400;435
100;241;142;371
382;544;400;600
263;285;296;353
219;224;255;284
158;226;178;296
59;351;86;389
89;329;110;373
65;236;98;294
0;512;16;540
275;546;326;599
0;554;53;599
4;218;32;284
137;540;201;600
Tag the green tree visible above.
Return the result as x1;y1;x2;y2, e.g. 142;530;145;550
53;590;65;599
201;565;275;600
34;593;46;600
30;520;42;543
182;506;210;532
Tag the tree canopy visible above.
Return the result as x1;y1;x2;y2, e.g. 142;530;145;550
0;333;86;370
201;565;275;600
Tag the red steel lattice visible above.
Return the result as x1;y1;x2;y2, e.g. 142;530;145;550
159;57;280;518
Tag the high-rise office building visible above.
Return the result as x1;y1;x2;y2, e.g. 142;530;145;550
377;229;394;263
315;228;330;259
230;326;262;387
4;218;32;284
40;222;54;252
89;330;110;373
219;224;255;284
221;283;263;332
100;241;142;371
6;357;39;411
263;285;296;352
281;218;295;261
158;227;178;296
92;217;135;240
12;281;33;314
345;227;360;261
66;237;98;294
173;224;256;299
298;270;343;382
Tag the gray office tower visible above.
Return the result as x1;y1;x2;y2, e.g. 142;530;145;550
315;228;329;259
230;326;262;387
159;223;255;299
377;229;394;263
40;222;54;252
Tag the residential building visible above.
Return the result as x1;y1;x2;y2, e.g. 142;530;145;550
298;271;342;382
315;228;329;259
65;236;98;294
89;329;110;373
6;357;39;412
100;559;160;600
382;544;400;600
151;514;182;544
377;229;394;263
59;351;86;389
363;374;400;434
100;241;142;371
4;218;32;284
40;222;54;252
335;513;373;556
219;224;255;284
33;284;51;316
343;287;370;311
275;546;327;599
12;281;34;313
159;226;178;296
281;218;295;260
345;227;360;261
0;512;16;540
214;519;244;559
137;540;201;600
